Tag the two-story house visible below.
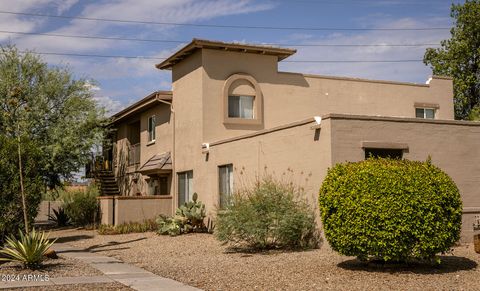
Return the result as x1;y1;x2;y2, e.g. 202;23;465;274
98;39;480;241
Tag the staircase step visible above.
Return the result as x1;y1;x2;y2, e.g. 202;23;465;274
100;181;117;185
94;173;120;196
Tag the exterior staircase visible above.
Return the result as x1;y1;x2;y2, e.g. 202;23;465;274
95;171;120;196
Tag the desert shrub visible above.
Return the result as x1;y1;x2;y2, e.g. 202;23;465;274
0;229;56;269
156;193;207;236
215;177;319;250
319;158;462;263
98;219;157;235
47;207;70;227
62;184;99;226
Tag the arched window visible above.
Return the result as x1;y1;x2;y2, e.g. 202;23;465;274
223;74;263;125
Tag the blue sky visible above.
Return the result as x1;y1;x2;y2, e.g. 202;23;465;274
0;0;462;115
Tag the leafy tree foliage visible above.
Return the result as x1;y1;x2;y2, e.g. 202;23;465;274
423;0;480;120
0;46;107;239
0;136;43;243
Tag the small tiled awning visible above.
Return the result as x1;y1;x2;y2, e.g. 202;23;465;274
137;152;172;175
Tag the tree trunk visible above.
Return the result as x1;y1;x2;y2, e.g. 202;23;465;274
17;130;29;233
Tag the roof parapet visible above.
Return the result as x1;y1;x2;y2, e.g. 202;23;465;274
156;38;296;70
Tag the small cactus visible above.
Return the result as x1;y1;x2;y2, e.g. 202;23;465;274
157;193;207;236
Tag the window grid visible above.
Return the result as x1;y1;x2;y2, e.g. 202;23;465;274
415;108;435;119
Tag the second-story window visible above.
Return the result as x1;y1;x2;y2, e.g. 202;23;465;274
415;108;435;119
148;115;156;142
228;95;254;119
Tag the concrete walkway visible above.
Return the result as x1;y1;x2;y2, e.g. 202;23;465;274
0;243;201;291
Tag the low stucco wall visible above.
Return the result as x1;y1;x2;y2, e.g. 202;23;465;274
36;201;62;222
203;115;480;242
98;196;173;226
327;114;480;242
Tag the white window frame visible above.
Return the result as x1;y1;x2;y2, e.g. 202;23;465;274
177;171;193;206
228;95;255;119
415;107;435;119
147;115;156;142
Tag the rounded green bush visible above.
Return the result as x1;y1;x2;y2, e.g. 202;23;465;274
319;158;462;262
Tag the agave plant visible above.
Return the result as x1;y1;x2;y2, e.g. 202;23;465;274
47;207;71;227
0;229;57;269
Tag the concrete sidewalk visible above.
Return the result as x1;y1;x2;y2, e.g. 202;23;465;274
0;243;201;291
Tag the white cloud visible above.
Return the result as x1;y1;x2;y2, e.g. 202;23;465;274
0;0;79;41
93;92;124;115
278;17;451;83
53;0;78;14
13;0;274;52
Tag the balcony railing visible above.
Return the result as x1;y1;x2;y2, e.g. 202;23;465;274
85;154;111;178
128;143;140;166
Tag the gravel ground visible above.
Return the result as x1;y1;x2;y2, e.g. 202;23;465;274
21;283;133;290
0;255;102;278
51;229;480;291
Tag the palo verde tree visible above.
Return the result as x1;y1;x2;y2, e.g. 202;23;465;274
423;0;480;120
0;45;107;239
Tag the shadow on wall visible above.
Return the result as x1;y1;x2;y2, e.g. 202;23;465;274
337;256;478;274
117;144;129;196
116;144;146;196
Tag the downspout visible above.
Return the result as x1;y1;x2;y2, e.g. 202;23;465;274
156;94;176;214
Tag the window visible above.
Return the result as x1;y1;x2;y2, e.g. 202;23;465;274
223;74;263;126
365;148;403;159
178;171;193;206
219;164;233;208
228;95;254;119
148;115;156;142
415;108;435;119
148;176;169;195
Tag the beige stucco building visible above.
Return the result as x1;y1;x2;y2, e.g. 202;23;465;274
98;39;480;242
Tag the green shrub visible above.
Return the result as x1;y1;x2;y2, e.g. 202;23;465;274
0;229;56;269
0;136;43;245
215;177;319;250
98;220;157;235
156;193;207;236
62;184;99;226
319;158;462;262
156;215;183;236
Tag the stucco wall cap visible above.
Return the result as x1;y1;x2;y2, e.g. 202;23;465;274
322;113;480;126
279;71;430;88
432;75;453;80
156;38;296;70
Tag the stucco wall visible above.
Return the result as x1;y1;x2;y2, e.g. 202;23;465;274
112;102;173;196
200;118;331;217
98;196;173;225
200;49;454;143
327;115;480;241
171;51;208;211
36;201;62;222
